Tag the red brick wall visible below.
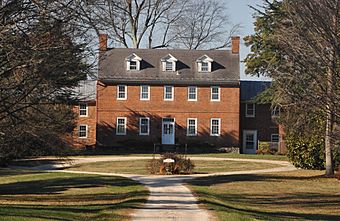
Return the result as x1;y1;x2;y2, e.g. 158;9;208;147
70;102;97;148
240;103;279;151
97;83;240;148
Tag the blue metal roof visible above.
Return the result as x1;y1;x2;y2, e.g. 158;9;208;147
240;81;271;101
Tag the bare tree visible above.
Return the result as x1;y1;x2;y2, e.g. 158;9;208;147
80;0;239;49
272;0;339;175
171;0;240;49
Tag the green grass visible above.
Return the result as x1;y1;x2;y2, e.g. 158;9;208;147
0;168;148;221
187;153;288;161
187;170;340;221
69;159;280;175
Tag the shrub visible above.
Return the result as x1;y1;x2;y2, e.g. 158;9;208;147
286;133;325;170
147;153;195;175
257;142;277;155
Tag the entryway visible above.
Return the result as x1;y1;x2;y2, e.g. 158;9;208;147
162;118;175;145
243;130;257;154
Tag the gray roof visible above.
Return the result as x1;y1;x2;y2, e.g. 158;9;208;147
74;80;96;101
99;48;240;85
240;81;271;101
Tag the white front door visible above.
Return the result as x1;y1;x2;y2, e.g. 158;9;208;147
243;130;257;154
162;118;175;145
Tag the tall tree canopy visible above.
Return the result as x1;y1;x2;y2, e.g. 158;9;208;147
0;1;91;164
245;0;339;175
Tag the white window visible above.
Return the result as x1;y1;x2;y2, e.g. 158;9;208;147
79;103;88;117
140;85;150;100
117;85;127;100
197;55;213;72
116;117;127;135
188;86;197;101
139;117;150;135
165;61;173;71
126;53;142;71
201;62;209;72
210;118;221;136
161;54;177;72
211;86;220;101
246;103;255;117
78;125;88;138
271;134;280;142
187;118;197;136
129;60;137;70
164;86;174;101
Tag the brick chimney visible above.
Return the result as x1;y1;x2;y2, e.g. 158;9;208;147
231;36;240;54
99;33;108;51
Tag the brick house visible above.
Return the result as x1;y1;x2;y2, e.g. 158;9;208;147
70;80;97;148
96;34;241;150
240;81;282;154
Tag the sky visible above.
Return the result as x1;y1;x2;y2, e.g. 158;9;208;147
225;0;270;81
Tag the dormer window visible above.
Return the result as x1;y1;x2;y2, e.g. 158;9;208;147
126;53;142;71
161;54;177;72
197;55;213;72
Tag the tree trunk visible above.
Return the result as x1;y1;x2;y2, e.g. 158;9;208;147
325;67;334;176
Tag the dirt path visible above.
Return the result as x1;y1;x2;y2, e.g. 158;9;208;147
14;156;296;221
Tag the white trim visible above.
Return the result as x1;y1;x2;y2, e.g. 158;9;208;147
116;117;127;135
79;103;88;117
117;85;127;100
164;85;174;101
245;103;255;118
210;118;221;136
197;55;213;72
139;117;150;136
78;124;88;139
188;86;197;101
126;53;142;71
210;86;220;101
140;85;150;101
271;134;280;142
161;54;177;72
187;118;197;136
243;130;257;154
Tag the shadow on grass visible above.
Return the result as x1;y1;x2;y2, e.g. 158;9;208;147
188;173;327;186
0;175;141;195
0;198;146;221
188;174;340;220
0;168;43;176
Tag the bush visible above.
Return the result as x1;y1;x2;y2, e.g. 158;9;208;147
257;142;277;155
286;133;325;170
147;153;195;175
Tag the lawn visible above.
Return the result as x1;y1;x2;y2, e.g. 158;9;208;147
0;169;148;221
187;170;340;221
68;159;281;175
187;153;288;161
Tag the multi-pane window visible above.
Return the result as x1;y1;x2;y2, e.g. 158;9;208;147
201;62;209;72
246;103;255;117
164;86;174;101
78;125;87;138
271;134;280;142
140;85;150;100
188;86;197;101
211;86;220;101
79;103;88;117
187;118;197;136
129;60;137;70
139;117;150;135
210;118;221;136
165;61;173;71
116;117;126;135
117;85;127;100
245;133;255;149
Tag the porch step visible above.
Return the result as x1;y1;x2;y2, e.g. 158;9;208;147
159;144;180;153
